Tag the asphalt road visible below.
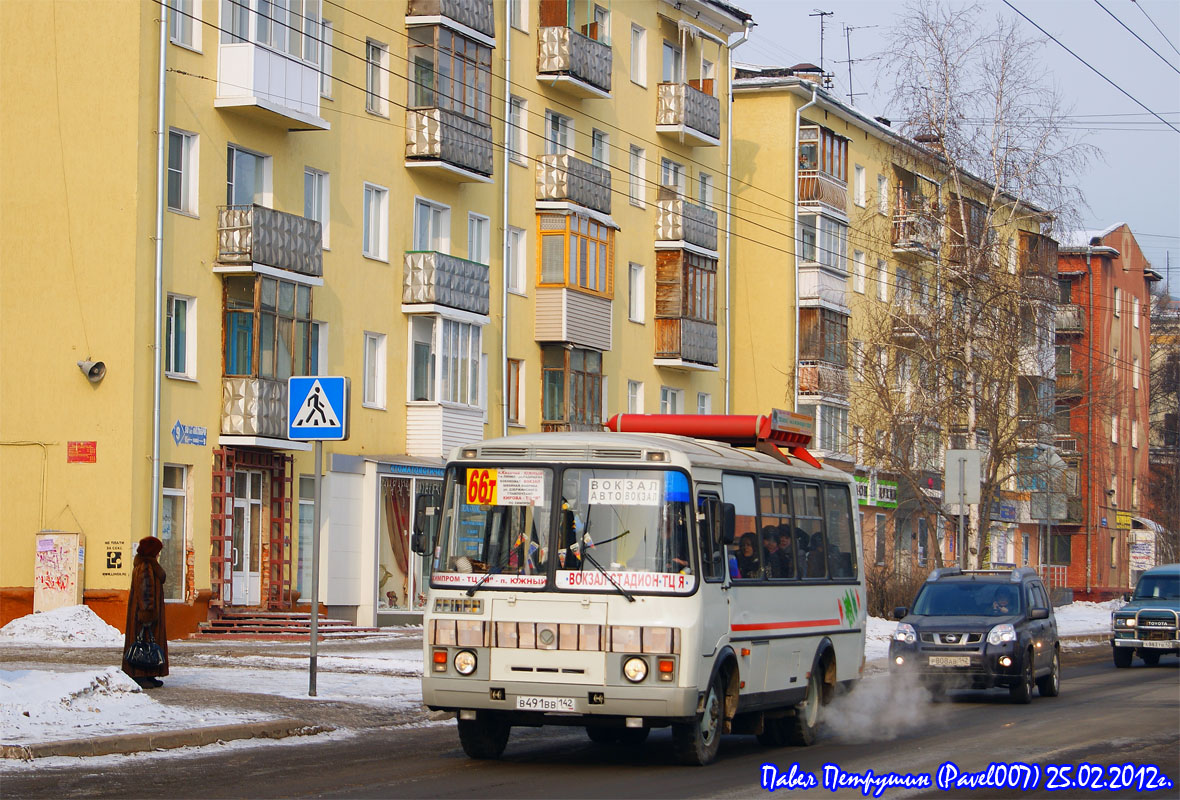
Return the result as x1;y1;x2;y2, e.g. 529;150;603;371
4;647;1177;799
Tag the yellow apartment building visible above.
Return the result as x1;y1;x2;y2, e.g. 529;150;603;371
0;0;752;634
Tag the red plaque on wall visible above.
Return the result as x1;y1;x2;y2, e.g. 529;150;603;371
67;441;97;463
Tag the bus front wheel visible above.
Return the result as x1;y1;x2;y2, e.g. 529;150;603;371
672;673;724;765
457;712;511;759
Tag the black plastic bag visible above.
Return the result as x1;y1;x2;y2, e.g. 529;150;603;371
125;625;165;671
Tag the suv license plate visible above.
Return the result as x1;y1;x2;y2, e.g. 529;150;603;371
1141;640;1173;649
516;695;576;712
929;656;970;667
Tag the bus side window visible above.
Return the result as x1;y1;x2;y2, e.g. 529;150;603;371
722;473;761;580
822;484;856;578
757;478;795;580
698;494;724;581
792;482;826;579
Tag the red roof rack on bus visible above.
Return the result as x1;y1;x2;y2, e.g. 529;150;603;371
604;410;823;469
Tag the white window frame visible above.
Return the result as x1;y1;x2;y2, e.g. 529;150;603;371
629;145;646;207
1133;356;1140;389
507;358;525;425
659;386;683;414
1111;413;1118;443
319;19;333;98
366;39;389;116
853;251;866;293
167;128;199;214
877;174;888;215
852;340;864;382
628;262;645;323
591;129;609;170
468;213;490;265
698;173;713;208
661;40;683;83
853;164;865;206
697;392;712;415
226;144;272;207
630;25;647;86
362;182;389;261
1132;296;1140;328
627;380;643;413
304;167;330;248
413;197;450;253
1132;477;1139;508
877;258;889;301
660;158;686;195
364;332;387;409
160;464;189;601
510;0;528;32
407;317;483;407
544;110;573;155
1113;287;1121;317
507;226;527;295
165;293;197;379
508;96;528;166
1132;420;1139;448
169;0;201;51
310;320;328;375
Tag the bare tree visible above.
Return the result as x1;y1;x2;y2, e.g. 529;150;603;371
1147;287;1180;562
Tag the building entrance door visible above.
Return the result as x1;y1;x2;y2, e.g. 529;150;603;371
231;470;264;605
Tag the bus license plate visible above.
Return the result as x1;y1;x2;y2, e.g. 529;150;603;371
1141;640;1173;649
516;695;576;712
929;656;970;667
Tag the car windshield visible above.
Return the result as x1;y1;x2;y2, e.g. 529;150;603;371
431;466;553;590
912;582;1023;617
1133;574;1180;600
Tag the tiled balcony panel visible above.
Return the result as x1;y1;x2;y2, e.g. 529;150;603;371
655;318;717;366
405;0;495;38
222;377;286;439
403;251;490;315
656;196;718;251
405;108;494;180
536;153;611;214
217;205;323;278
537;26;612;96
656;83;721;145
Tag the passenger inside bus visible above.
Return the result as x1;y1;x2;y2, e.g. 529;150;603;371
736;533;762;578
776;528;796;579
806;532;827;578
656;508;691;573
762;527;782;578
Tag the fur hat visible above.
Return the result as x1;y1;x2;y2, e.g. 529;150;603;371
137;536;164;558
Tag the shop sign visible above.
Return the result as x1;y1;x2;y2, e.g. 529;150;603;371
876;480;898;508
384;463;444;478
990;502;1017;522
1115;511;1132;530
171;421;207;446
854;476;871;505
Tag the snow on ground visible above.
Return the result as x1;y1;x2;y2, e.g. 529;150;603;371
0;605;123;646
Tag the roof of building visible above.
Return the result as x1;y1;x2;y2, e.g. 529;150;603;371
1059;223;1126;249
705;0;753;23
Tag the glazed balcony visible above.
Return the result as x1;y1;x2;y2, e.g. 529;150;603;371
405;107;494;183
798;266;849;310
655;193;718;251
655;318;718;369
797;169;847;214
536;153;611;214
797;360;850;400
1056;304;1084;334
221;377;286;440
403;251;490;316
216;205;323;280
656;82;721;147
405;0;495;39
215;43;328;132
534;288;612;352
537;26;612;98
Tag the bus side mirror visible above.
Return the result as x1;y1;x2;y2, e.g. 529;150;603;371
414;495;437;535
719;503;736;546
411;532;430;556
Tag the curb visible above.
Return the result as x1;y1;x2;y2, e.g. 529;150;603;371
1;718;333;761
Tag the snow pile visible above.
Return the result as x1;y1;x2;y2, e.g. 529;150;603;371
864;615;896;663
0;605;123;646
1054;598;1122;637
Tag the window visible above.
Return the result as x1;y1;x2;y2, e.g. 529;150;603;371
659;386;682;414
854;164;865;206
1132;420;1139;448
798;214;848;271
591;129;609;169
797;125;848;182
629;263;644;322
160;465;187;601
1132;477;1139;508
629;145;645;207
593;4;610;41
697;392;712;414
169;0;198;49
875;513;887;564
413;198;449;252
362;183;388;260
877;259;889;301
672;251;718;323
852;340;864;381
544;110;573;155
537;212;614;296
542;346;602;425
630;25;647;85
853;251;866;293
366;39;389;116
166;294;196;378
660;158;685;195
363;332;386;408
410;317;435;401
304;168;329;248
167;129;198;213
468;213;490;265
310;320;326;375
507;358;523;424
1133;356;1140;389
507;227;526;294
877;174;888;214
223;276;315;379
917;517;928;566
1113;287;1121;317
698;173;713;208
297;476;314;599
1112;413;1119;443
510;0;526;31
627;380;643;413
508;96;527;164
226;145;269;206
221;0;322;61
799;308;848;365
319;20;333;98
409;317;482;406
661;41;682;83
408;27;492;122
1132;296;1140;328
818;405;849;452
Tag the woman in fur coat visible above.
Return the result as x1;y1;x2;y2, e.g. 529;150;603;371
121;536;169;688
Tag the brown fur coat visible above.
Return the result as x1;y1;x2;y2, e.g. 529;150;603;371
121;537;169;678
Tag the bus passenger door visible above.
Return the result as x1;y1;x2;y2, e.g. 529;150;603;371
697;490;731;656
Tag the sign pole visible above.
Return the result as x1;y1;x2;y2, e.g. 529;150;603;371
309;439;321;696
958;457;967;569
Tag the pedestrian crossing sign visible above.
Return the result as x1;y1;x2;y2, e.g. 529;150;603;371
287;376;350;441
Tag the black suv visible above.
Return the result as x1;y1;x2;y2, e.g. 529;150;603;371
889;567;1060;703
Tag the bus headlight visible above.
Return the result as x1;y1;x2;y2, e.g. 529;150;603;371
454;650;477;675
623;656;648;683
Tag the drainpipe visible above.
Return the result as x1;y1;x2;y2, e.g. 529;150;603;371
1085;245;1094;594
792;85;819;414
500;1;512;437
150;5;168;542
723;21;751;413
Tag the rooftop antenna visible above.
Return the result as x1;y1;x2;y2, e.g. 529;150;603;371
810;10;834;74
840;23;878;106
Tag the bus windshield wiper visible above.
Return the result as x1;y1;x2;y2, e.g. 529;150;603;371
581;549;635;603
466;569;496;597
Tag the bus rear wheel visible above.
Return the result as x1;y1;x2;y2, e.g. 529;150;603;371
457;712;511;759
784;668;822;746
672;673;724;765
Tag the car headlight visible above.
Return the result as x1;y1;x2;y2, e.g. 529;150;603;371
893;623;916;644
454;649;477;675
987;623;1017;645
1114;616;1135;628
623;656;648;683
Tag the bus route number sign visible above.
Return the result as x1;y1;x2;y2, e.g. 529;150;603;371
466;468;498;505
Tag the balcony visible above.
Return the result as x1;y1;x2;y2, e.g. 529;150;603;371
403;251;490;316
1063;496;1084;525
655;194;718;252
797;169;847;215
221;377;286;440
536;153;611;215
1056;304;1084;334
215;205;323;282
215;42;328;131
541;421;606;433
892;205;940;261
798;266;849;310
537;26;612;99
655;318;718;369
406;404;486;459
797;360;849;399
891;308;927;341
656;83;721;147
405;0;495;39
405;107;494;183
535;288;611;351
1056;370;1084;397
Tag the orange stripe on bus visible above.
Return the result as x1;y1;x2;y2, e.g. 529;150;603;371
731;619;841;631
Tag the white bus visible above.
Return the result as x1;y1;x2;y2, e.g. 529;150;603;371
415;412;865;765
